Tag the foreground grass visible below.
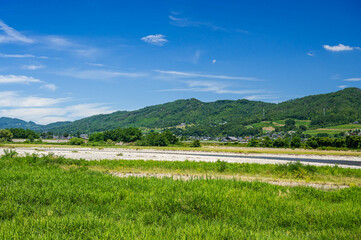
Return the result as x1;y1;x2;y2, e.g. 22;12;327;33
1;154;361;239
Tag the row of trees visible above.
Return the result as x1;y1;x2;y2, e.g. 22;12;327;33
248;136;361;149
137;131;179;146
8;128;39;139
89;127;142;143
89;128;179;147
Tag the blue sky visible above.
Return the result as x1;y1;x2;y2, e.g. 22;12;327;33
0;0;360;124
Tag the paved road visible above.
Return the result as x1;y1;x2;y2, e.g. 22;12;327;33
3;147;361;168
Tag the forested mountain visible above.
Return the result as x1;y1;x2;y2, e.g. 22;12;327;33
269;88;361;126
49;98;273;133
1;88;361;134
0;117;69;132
0;117;39;130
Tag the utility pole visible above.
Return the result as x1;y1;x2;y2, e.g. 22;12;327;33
263;108;265;118
323;108;326;117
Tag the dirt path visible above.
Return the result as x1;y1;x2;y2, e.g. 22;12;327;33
109;172;349;190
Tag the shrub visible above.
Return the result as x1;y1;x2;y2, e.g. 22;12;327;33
0;129;13;142
69;138;85;145
190;140;201;147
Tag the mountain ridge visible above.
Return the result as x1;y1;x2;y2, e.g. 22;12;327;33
1;88;360;133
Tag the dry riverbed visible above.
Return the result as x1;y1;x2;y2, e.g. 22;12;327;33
2;146;361;169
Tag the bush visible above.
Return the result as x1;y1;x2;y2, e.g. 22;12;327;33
0;129;13;142
290;137;301;148
69;138;85;145
190;140;201;147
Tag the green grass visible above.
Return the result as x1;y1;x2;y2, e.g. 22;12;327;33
304;129;346;136
304;124;361;136
1;154;361;239
325;124;361;129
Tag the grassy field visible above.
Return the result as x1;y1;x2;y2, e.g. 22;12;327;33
304;124;361;136
1;153;361;239
251;120;311;130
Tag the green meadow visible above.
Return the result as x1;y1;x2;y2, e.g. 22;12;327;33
1;153;361;239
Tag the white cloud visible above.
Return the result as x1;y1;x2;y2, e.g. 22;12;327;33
323;44;360;52
64;104;113;118
244;95;279;100
212;59;217;64
40;84;57;91
60;69;147;79
344;78;361;82
0;91;67;107
0;20;34;44
337;85;348;89
155;70;257;81
86;63;105;67
22;65;45;70
46;36;73;47
307;51;314;56
141;34;168;46
0;53;34;58
0;53;48;58
0;75;42;84
0;91;113;124
191;50;201;64
159;80;263;95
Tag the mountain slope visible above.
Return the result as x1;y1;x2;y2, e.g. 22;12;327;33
0;117;39;130
49;98;273;133
270;88;361;125
1;88;361;134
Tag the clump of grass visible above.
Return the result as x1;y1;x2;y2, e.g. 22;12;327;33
1;149;18;159
116;153;123;156
216;159;227;172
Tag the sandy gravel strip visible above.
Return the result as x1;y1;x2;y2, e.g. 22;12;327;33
1;147;361;169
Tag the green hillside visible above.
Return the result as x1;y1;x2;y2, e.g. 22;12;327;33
49;98;272;134
0;117;39;130
1;88;361;135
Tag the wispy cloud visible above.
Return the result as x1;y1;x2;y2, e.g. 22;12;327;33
0;91;66;107
46;36;74;47
337;85;348;89
155;70;258;81
60;69;147;80
343;78;361;82
0;53;48;59
159;80;263;95
169;15;226;31
244;95;279;101
64;103;113;118
86;63;105;67
307;51;314;56
40;84;57;91
0;75;42;84
0;20;34;44
191;50;201;64
22;65;45;70
141;34;168;46
212;59;217;64
0;91;113;124
323;44;360;52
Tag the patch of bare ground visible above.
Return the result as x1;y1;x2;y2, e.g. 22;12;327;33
109;172;349;190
